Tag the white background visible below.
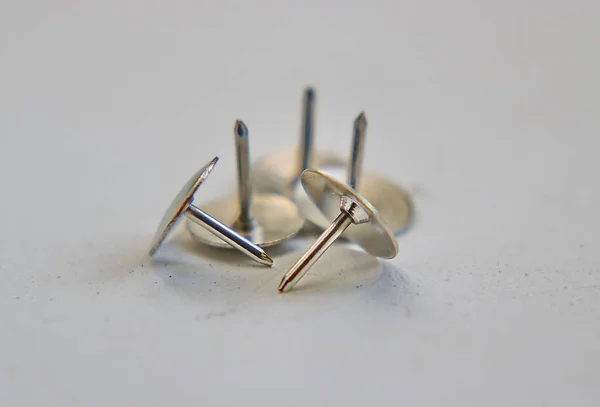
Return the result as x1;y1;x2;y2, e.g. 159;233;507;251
1;1;599;406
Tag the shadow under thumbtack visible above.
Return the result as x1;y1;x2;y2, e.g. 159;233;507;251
361;261;413;309
142;229;415;316
72;235;151;286
274;245;412;302
280;245;381;294
144;230;281;304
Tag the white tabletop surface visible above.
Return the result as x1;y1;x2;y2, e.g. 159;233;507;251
1;1;599;406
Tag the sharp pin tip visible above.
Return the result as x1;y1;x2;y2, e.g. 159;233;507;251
261;252;274;267
355;111;367;128
234;120;248;137
304;87;315;101
278;277;291;292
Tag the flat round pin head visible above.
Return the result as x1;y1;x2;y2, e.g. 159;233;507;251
251;149;345;197
186;194;304;248
149;157;219;256
300;169;398;259
294;165;413;235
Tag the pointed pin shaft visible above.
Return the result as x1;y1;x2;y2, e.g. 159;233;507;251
186;205;272;266
348;111;367;190
299;87;315;174
278;210;353;292
234;119;253;228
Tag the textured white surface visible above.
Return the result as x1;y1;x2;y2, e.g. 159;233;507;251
1;1;599;406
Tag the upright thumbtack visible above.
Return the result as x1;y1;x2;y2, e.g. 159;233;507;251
187;121;304;248
278;169;398;292
149;157;273;266
251;87;345;197
295;111;413;236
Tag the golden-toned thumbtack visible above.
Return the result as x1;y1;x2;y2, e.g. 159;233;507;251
293;112;413;235
149;157;273;266
251;87;345;197
187;120;304;248
278;169;398;292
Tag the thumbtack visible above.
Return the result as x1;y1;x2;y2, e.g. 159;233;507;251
278;169;398;292
187;121;304;248
149;157;273;267
294;111;413;235
251;87;345;197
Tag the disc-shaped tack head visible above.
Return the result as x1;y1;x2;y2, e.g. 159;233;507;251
300;169;398;259
294;166;413;235
187;194;304;248
251;149;345;197
149;157;218;256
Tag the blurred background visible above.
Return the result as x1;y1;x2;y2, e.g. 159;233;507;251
1;1;599;406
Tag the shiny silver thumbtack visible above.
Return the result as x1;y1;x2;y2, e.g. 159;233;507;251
251;87;345;197
149;157;273;266
278;169;398;292
187;120;304;248
294;112;413;235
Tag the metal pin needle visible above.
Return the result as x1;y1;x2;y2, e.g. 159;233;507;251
185;206;272;266
278;209;354;292
348;111;367;190
233;119;253;230
299;87;315;174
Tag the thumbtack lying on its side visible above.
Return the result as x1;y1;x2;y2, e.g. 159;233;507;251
149;157;273;267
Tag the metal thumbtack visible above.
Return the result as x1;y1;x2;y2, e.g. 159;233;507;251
278;169;398;292
187;121;304;248
251;87;345;197
294;112;413;235
149;157;273;267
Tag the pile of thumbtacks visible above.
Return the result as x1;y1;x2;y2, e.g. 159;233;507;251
149;87;413;293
